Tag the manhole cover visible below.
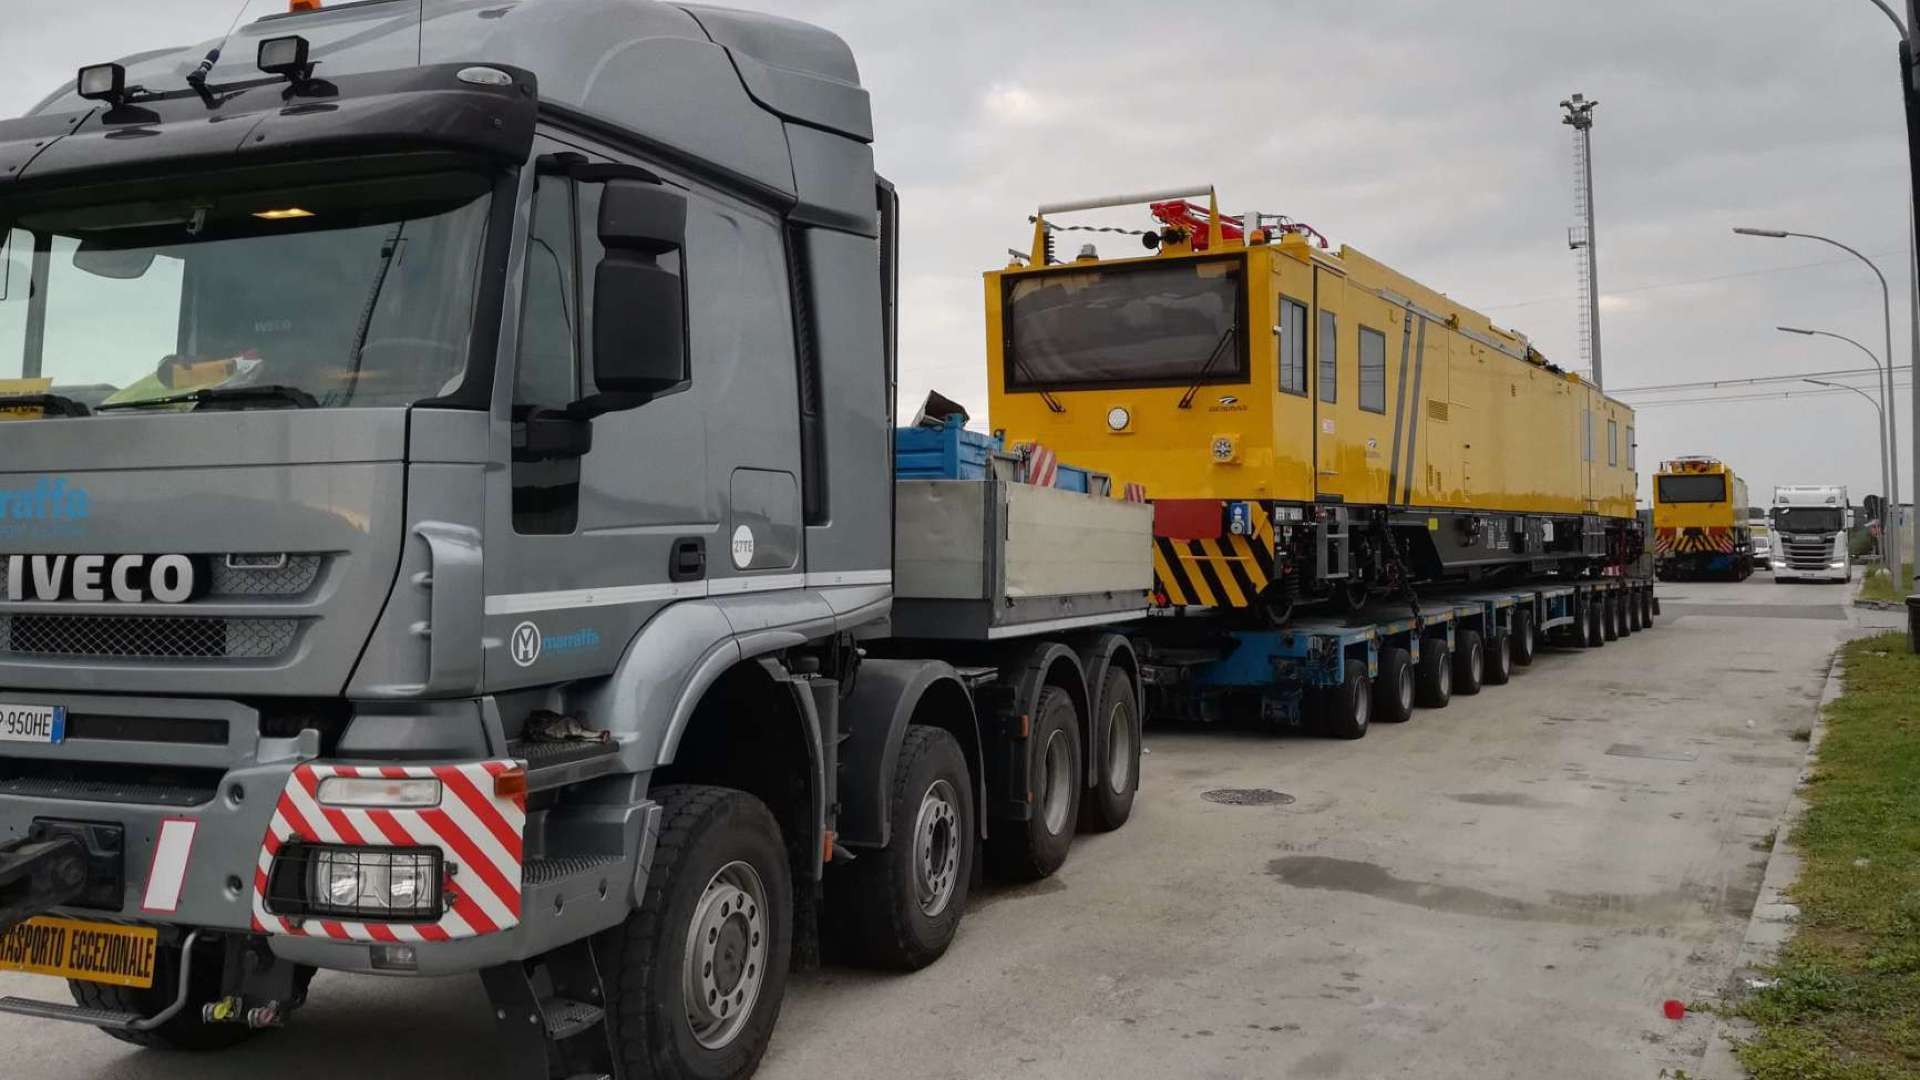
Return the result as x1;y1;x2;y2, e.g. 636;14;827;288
1202;788;1295;806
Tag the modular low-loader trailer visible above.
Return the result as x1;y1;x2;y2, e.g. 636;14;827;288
0;3;1658;1078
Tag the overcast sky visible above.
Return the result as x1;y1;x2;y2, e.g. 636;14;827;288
7;0;1916;509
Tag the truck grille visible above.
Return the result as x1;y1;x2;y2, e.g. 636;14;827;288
1780;538;1835;570
0;613;298;660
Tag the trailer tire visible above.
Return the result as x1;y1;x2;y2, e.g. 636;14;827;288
1511;611;1537;667
1373;647;1416;723
68;936;254;1051
1601;596;1619;641
1080;667;1140;833
1452;629;1485;696
1482;631;1512;686
1615;592;1631;636
1318;668;1371;740
1641;589;1655;627
1416;638;1453;708
597;784;791;1080
1627;592;1644;631
987;687;1081;881
834;727;973;971
1584;601;1605;647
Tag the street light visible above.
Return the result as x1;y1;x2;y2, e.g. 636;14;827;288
1739;227;1903;578
1806;379;1892;560
1780;327;1897;565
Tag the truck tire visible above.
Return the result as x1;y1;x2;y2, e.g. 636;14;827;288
1601;596;1620;641
1482;631;1512;686
1640;589;1655;628
1584;601;1605;647
1317;668;1371;740
1080;667;1140;833
987;687;1081;881
1615;592;1631;636
1452;629;1485;695
67;935;254;1051
834;727;973;970
597;784;791;1080
1373;646;1415;723
1627;592;1644;631
1511;611;1537;667
1415;638;1453;708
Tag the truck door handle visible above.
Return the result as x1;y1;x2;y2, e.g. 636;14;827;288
670;538;706;583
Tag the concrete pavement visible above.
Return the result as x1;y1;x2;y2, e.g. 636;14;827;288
0;574;1852;1079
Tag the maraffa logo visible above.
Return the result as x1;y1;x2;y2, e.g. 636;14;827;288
508;621;601;668
0;478;88;521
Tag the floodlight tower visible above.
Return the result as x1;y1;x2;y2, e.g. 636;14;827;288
1563;92;1602;388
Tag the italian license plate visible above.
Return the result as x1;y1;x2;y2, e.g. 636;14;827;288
0;917;158;989
0;704;64;744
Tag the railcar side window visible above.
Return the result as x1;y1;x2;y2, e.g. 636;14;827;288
1317;309;1337;403
1627;425;1635;469
1608;418;1618;466
1358;325;1386;413
1279;297;1308;396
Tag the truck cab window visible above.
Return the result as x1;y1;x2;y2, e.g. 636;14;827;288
516;175;579;409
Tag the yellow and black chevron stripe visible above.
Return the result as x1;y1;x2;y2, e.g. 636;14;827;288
1654;527;1734;555
1153;507;1276;609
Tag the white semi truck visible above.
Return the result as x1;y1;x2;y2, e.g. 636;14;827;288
1771;485;1852;583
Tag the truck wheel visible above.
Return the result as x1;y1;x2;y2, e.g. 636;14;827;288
1318;669;1371;740
836;727;973;970
1511;611;1537;667
1640;589;1655;627
1080;667;1140;833
1601;596;1619;641
1482;631;1512;686
1373;646;1415;723
987;687;1081;881
1627;593;1644;631
1584;602;1605;647
598;784;790;1080
1415;638;1453;708
1615;593;1631;636
68;935;253;1051
1452;629;1485;695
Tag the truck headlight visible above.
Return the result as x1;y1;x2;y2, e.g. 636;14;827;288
316;776;441;809
1830;561;1846;568
269;844;443;920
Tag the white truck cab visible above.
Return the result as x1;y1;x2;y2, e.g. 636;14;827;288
1771;485;1851;583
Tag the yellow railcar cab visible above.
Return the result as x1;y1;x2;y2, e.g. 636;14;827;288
984;187;1643;621
1650;456;1754;581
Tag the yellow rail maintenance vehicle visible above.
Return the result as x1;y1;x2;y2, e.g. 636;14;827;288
1652;455;1754;581
986;186;1641;623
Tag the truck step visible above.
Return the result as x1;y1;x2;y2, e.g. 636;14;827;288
522;854;623;888
0;995;141;1029
542;996;605;1041
510;739;622;793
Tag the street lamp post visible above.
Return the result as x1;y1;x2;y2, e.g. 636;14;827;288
1806;378;1893;558
1781;329;1897;553
1738;228;1903;578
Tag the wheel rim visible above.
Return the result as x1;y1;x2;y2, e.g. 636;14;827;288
1105;701;1133;796
1470;643;1483;682
1398;666;1414;711
1353;684;1370;727
682;860;770;1051
1040;728;1072;835
913;779;961;917
1439;660;1452;696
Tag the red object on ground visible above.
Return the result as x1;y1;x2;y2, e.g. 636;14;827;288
1662;999;1686;1020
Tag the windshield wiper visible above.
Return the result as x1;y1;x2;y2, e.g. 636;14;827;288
1177;325;1238;409
96;384;318;412
0;393;92;418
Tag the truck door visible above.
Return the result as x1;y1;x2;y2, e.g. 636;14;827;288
481;140;803;688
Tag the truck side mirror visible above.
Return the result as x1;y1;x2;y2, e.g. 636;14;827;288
591;180;687;398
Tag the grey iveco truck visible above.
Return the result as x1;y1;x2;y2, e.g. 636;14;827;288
0;1;1156;1077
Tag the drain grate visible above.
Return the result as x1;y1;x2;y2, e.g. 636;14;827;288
1202;788;1295;806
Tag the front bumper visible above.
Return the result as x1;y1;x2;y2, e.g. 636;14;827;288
0;693;654;976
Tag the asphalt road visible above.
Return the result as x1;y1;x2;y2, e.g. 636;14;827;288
0;573;1872;1079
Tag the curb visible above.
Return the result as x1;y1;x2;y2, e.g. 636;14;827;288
1691;652;1842;1078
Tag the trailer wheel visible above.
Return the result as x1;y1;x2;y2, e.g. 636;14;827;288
834;727;974;970
1511;611;1537;667
1627;592;1644;632
1373;647;1415;723
1317;668;1371;740
1601;596;1620;641
1614;592;1631;637
1080;667;1140;833
987;687;1081;881
1640;589;1655;628
597;784;790;1080
1415;638;1453;708
68;935;254;1051
1584;601;1606;647
1483;631;1513;686
1452;629;1486;695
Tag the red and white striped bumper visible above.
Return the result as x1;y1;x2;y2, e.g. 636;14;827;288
251;762;525;943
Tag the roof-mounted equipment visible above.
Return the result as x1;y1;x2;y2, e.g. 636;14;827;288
75;63;128;106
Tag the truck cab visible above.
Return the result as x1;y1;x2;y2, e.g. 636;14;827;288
1771;484;1852;583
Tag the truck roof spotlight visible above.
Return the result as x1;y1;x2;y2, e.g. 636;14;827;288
258;35;314;81
76;63;127;104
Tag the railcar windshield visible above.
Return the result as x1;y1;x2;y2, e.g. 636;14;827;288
1656;474;1727;504
1002;256;1246;390
0;169;492;415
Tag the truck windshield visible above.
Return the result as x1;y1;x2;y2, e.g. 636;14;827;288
1002;256;1245;390
1656;474;1726;503
0;170;491;414
1774;507;1844;532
